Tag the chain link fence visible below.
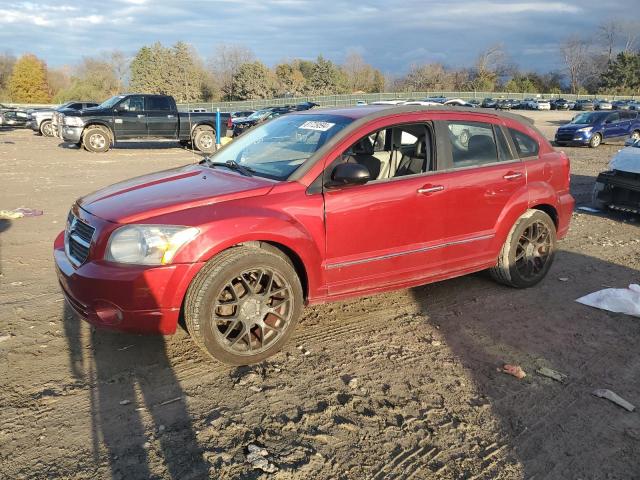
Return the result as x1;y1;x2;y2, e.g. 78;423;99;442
179;91;639;113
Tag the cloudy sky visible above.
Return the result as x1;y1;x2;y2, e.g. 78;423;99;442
0;0;633;73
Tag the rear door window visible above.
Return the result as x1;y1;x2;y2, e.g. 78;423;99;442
508;128;539;158
444;121;499;168
146;96;172;111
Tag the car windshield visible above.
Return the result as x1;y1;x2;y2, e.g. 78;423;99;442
570;113;603;124
247;109;272;120
210;113;353;180
98;95;126;109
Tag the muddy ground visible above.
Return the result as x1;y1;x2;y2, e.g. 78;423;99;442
1;111;639;480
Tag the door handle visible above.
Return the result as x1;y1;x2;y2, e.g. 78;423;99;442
137;114;145;118
503;171;523;180
417;185;445;194
167;115;175;118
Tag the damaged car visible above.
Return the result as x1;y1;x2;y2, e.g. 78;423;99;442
593;138;640;214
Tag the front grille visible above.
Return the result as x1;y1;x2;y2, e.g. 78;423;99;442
65;212;95;266
556;131;575;142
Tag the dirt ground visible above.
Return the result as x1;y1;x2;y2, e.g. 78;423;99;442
1;111;639;480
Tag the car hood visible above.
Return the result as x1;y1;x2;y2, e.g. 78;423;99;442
558;123;591;130
78;163;275;223
609;147;640;174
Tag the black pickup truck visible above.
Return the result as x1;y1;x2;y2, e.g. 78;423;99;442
58;94;228;153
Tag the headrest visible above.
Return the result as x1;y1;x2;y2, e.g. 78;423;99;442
468;135;495;156
353;136;374;155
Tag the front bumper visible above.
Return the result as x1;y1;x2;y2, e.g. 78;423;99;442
595;170;640;213
54;230;204;335
555;130;592;146
60;125;82;143
28;120;39;132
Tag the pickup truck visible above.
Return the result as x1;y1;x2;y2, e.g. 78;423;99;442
58;94;229;153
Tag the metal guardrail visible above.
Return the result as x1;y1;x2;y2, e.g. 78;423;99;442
6;91;639;112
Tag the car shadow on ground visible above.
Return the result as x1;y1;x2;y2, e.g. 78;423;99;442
408;249;640;478
63;299;209;479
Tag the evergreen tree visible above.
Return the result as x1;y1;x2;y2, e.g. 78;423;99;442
308;56;347;95
234;61;275;100
8;54;50;102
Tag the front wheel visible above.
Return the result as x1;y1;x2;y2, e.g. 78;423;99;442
589;133;602;148
184;246;303;365
631;130;640;141
40;120;54;137
490;209;557;288
591;181;608;211
82;126;111;153
193;127;216;154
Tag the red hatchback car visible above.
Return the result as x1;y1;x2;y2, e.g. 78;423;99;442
55;106;574;365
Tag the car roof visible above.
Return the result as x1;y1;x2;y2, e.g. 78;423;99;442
293;104;536;124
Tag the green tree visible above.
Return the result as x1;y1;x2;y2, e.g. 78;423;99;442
0;52;16;100
8;54;51;102
275;63;306;96
503;75;537;93
54;58;120;102
234;61;275;100
599;52;640;94
308;56;347;95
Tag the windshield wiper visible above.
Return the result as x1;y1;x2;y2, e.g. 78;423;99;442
200;157;254;177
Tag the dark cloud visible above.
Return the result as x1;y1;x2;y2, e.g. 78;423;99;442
0;0;633;73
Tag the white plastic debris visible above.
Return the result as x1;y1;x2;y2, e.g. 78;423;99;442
576;284;640;318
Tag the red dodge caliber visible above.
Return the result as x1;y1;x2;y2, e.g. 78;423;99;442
54;106;574;365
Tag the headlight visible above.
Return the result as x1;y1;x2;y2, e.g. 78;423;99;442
576;127;592;133
64;116;84;127
106;225;199;265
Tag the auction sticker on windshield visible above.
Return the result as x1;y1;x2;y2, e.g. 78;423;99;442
299;121;335;131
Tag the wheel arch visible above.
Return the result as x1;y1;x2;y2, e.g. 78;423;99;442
82;121;114;142
530;203;558;228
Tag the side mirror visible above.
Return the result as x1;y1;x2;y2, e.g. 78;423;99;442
326;162;370;188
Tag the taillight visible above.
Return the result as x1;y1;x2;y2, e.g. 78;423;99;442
226;118;233;129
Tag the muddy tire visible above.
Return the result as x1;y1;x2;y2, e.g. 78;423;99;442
489;209;557;288
589;133;602;148
82;126;111;153
193;127;216;154
40;120;54;137
591;181;608;211
184;245;303;365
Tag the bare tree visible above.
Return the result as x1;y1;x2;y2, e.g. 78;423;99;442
560;36;591;94
598;20;618;63
621;20;640;53
209;44;255;100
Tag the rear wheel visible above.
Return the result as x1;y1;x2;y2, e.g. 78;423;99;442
40;120;54;137
193;127;216;154
82;126;110;153
184;245;303;365
490;210;557;288
589;133;602;148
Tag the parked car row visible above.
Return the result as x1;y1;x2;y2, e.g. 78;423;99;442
230;102;319;136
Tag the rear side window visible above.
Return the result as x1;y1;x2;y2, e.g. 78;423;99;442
445;121;499;168
509;128;539;158
147;96;172;111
